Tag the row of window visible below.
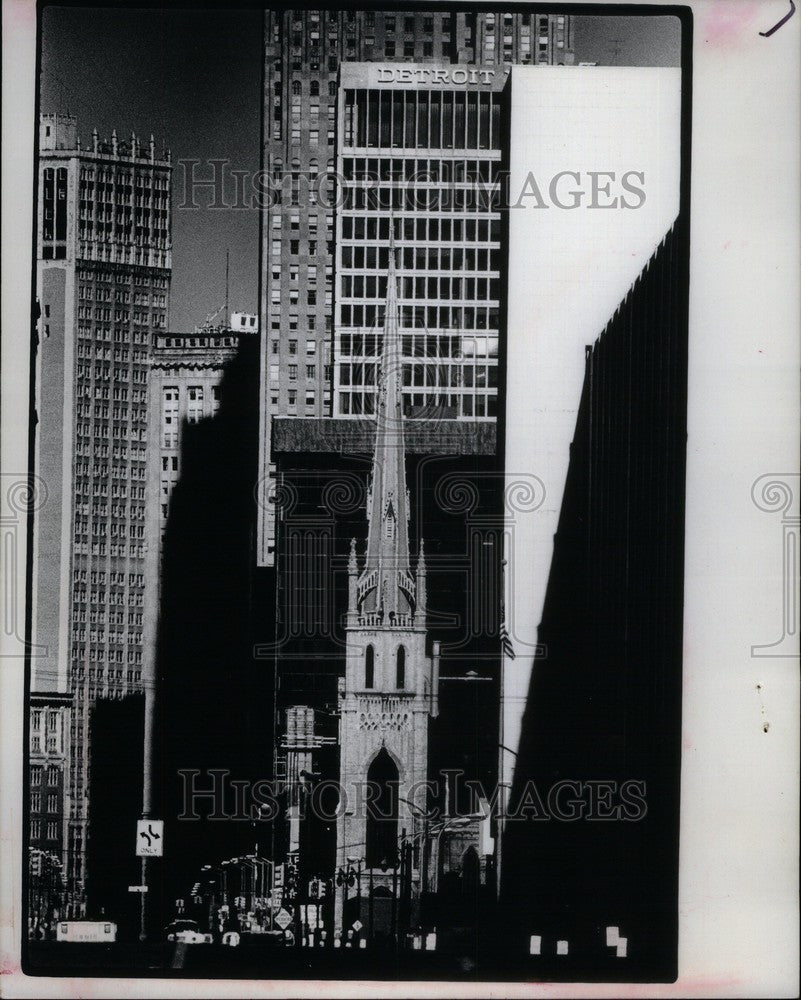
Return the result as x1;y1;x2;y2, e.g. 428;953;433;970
29;819;60;841
270;338;319;356
76;364;150;382
363;645;406;689
74;462;147;479
71;647;143;663
339;361;498;389
30;735;59;754
343;89;503;152
339;332;497;358
340;304;500;332
342;185;502;213
30;765;59;786
30;793;60;814
342;275;500;303
76;268;169;289
339;389;497;418
340;244;500;272
30;710;60;732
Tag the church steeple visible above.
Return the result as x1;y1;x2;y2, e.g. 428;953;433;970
354;228;417;622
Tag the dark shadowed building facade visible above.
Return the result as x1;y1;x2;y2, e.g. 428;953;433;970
499;219;688;980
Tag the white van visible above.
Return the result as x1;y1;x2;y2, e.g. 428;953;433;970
56;921;117;943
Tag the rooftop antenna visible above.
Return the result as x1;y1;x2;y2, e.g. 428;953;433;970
225;248;230;326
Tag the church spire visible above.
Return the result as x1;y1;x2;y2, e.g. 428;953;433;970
358;225;415;620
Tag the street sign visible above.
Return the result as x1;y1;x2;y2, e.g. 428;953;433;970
274;908;292;930
127;885;148;893
136;819;163;857
352;919;363;932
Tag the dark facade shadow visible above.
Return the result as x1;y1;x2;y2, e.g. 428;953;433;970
497;221;688;981
85;694;145;938
148;334;273;934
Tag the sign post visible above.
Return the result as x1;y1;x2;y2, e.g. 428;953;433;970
135;819;163;943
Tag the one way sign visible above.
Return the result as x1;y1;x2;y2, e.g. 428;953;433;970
136;819;164;857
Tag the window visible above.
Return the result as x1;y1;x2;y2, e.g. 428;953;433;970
47;821;58;840
306;365;316;380
292;80;301;96
306;339;316;355
396;646;405;688
288;364;298;380
365;645;374;688
289;340;298;355
187;386;204;423
288;389;297;406
310;80;319;96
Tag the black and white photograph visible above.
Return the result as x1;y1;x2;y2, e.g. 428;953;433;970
0;1;798;996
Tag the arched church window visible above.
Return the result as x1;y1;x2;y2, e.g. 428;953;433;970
366;748;399;868
365;645;374;688
396;645;405;689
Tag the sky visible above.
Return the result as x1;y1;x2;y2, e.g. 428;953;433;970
39;6;681;331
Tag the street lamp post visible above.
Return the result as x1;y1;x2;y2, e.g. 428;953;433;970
432;816;473;894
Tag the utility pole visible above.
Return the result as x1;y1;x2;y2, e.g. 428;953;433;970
139;674;155;942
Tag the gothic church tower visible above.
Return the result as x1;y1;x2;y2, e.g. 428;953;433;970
335;235;439;917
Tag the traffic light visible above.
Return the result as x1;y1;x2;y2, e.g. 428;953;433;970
30;851;42;877
273;864;284;889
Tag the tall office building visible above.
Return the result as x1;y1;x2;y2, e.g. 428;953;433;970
32;113;171;913
335;62;506;421
258;8;574;563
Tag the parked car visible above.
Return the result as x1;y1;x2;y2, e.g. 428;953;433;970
164;918;200;942
174;929;213;944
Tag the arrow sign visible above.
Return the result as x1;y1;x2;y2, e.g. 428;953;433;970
136;819;164;857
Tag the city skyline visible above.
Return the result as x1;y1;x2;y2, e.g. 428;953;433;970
24;3;691;980
40;7;680;331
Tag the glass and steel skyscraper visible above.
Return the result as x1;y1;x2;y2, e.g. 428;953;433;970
258;8;575;563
